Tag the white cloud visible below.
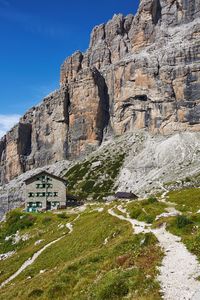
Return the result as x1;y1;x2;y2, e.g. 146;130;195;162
0;114;20;138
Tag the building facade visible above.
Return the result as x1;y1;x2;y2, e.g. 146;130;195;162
25;171;67;212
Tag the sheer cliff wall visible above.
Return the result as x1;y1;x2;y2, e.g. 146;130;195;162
0;0;199;183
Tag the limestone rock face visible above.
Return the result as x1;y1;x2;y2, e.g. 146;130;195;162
0;0;200;184
67;67;110;158
0;89;69;182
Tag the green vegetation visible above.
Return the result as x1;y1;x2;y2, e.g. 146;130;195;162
157;188;200;262
0;210;36;254
57;212;69;220
175;215;193;229
0;210;76;285
65;151;126;200
6;210;36;235
167;188;200;213
3;184;200;299
126;197;168;224
0;207;163;300
165;213;200;260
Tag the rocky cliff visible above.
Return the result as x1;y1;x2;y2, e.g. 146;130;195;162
0;0;200;184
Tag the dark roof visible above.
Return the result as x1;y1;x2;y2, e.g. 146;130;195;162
114;192;138;199
24;171;66;184
66;193;81;201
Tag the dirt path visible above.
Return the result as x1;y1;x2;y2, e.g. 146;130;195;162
108;207;200;300
66;214;80;234
0;217;79;289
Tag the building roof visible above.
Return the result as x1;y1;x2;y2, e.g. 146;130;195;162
114;192;138;199
24;171;67;184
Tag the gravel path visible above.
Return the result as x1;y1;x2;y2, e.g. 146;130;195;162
108;207;200;300
66;214;80;234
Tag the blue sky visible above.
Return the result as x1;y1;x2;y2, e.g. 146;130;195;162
0;0;139;137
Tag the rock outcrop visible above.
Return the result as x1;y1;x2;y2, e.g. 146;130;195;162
0;0;200;184
0;89;69;182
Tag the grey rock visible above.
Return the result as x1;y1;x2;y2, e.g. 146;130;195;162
0;0;199;186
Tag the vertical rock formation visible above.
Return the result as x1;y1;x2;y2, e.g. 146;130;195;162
0;89;69;182
67;67;110;158
0;0;200;184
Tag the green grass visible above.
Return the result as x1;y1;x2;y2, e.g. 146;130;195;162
165;213;200;260
112;207;127;218
167;188;200;213
126;198;168;224
0;210;76;285
157;188;200;262
0;207;163;300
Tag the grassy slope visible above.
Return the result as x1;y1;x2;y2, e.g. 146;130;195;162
0;210;76;285
125;189;200;264
126;197;168;224
167;188;200;213
163;188;200;262
0;207;162;300
64;142;126;201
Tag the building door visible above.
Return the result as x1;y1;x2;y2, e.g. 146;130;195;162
47;201;51;210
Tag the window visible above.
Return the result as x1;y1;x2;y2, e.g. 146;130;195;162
47;192;53;197
52;202;60;207
28;193;34;197
37;176;43;181
54;192;58;197
36;192;42;197
36;183;47;189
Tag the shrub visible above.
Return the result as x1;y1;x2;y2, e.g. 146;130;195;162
6;211;36;235
185;177;191;182
6;211;22;224
57;213;69;220
116;254;132;267
145;215;154;224
147;196;158;204
94;272;129;300
175;215;192;229
42;216;52;224
28;289;44;298
81;180;95;193
142;233;157;246
130;208;142;219
48;283;67;299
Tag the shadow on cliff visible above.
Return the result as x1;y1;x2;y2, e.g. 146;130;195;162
92;68;110;144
